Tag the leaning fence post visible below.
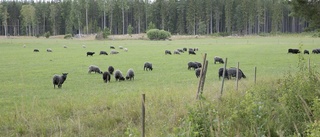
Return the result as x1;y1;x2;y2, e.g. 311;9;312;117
196;53;207;100
236;62;239;91
220;58;228;96
141;94;145;137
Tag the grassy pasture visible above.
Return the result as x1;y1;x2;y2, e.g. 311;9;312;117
0;36;320;136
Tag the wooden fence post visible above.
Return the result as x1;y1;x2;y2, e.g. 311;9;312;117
236;62;239;91
196;53;207;100
141;94;145;137
220;58;228;95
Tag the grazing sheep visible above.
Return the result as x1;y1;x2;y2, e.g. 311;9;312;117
23;44;26;48
88;65;102;74
218;68;229;80
87;52;95;56
63;45;67;48
165;50;172;55
125;68;135;80
52;73;68;89
34;49;39;52
99;51;108;55
119;46;123;49
194;48;199;51
194;62;202;68
144;62;153;71
108;66;115;75
82;45;86;48
102;71;111;83
304;50;309;54
188;62;199;70
195;68;201;78
174;50;180;55
110;46;115;49
110;50;119;54
227;67;246;80
183;48;187;51
189;50;196;55
124;48;128;52
177;49;184;53
114;70;125;81
288;48;300;54
312;49;320;54
214;56;224;64
47;48;52;52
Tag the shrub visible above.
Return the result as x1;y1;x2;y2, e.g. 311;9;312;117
44;31;50;38
64;34;72;39
147;22;156;32
147;29;171;40
127;24;133;37
103;27;111;39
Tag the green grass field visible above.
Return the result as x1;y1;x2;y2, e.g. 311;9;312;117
0;36;320;136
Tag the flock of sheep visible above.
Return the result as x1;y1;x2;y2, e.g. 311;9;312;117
288;48;320;54
27;43;247;89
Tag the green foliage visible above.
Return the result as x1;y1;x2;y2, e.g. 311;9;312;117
197;21;206;35
147;29;171;40
64;34;73;39
147;22;156;32
44;31;50;38
103;27;111;39
127;24;133;37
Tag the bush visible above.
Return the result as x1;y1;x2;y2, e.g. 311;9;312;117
127;25;133;37
103;28;111;39
44;32;50;38
64;34;72;39
147;29;171;40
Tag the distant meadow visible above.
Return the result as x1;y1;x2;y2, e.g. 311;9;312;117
0;35;320;136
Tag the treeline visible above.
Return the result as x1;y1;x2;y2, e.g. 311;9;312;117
0;0;310;37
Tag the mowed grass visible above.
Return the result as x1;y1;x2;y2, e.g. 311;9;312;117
0;36;320;136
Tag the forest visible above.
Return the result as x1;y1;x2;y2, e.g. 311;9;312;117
0;0;319;37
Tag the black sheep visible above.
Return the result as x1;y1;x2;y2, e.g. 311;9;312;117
312;49;320;54
100;51;108;55
144;62;153;71
114;70;125;81
188;62;199;70
110;46;115;49
288;48;300;54
108;66;115;75
189;50;196;55
52;73;68;89
227;67;246;80
218;68;229;80
34;49;39;52
102;71;111;83
126;69;135;80
214;56;224;64
165;50;172;55
304;50;309;54
195;68;201;78
183;48;187;51
87;52;95;56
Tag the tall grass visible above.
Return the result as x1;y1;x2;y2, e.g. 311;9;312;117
0;36;320;136
179;54;320;136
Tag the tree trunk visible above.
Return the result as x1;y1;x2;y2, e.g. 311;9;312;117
138;16;141;34
122;7;125;35
86;8;88;34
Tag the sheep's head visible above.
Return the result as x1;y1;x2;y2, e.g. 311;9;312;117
120;77;125;81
